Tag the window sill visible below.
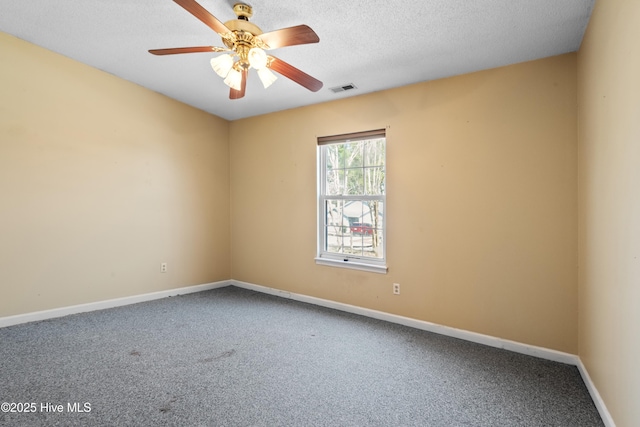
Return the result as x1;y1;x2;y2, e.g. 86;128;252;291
314;257;388;274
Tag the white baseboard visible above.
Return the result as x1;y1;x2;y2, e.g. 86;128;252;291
232;280;578;364
0;280;232;328
232;279;615;425
576;359;617;427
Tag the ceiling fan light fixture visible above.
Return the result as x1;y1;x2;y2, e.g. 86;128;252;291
210;54;234;78
257;67;277;89
248;47;268;70
223;68;243;91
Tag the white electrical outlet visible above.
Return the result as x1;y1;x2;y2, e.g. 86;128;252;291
161;263;167;273
393;283;400;295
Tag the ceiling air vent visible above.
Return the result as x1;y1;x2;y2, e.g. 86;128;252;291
330;83;358;93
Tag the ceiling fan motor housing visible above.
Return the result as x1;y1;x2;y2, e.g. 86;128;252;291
223;4;265;69
233;3;253;20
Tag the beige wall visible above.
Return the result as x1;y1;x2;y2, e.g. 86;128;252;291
577;0;640;425
231;54;578;353
0;33;231;317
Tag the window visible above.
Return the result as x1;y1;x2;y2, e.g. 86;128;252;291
316;129;387;273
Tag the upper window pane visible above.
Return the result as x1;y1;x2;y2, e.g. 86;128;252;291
323;139;385;196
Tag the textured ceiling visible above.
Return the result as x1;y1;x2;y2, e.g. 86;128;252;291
0;0;594;121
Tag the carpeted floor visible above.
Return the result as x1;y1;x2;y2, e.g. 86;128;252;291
0;286;603;426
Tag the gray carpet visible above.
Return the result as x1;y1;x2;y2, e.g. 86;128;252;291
0;286;603;426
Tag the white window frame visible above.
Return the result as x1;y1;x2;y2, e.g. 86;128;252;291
315;129;387;274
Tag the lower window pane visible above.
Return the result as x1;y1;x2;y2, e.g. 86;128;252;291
324;199;384;259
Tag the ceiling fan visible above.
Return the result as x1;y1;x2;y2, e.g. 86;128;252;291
149;0;323;100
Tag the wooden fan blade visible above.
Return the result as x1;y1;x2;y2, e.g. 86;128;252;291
257;25;319;49
149;46;229;55
268;56;323;92
229;70;248;100
173;0;230;35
